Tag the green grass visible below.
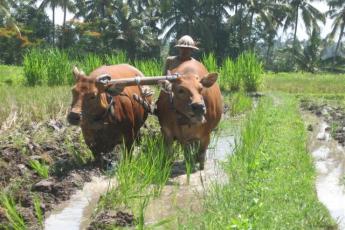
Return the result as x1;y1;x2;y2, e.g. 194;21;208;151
227;91;253;116
0;194;26;229
237;52;263;92
94;135;176;228
29;160;49;178
184;94;335;229
202;53;218;73
264;72;345;94
33;195;44;229
0;65;24;85
0;85;70;127
220;57;240;91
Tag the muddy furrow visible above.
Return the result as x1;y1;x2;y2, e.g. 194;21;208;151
303;112;345;229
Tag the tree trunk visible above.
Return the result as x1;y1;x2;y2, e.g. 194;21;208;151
62;1;67;48
334;23;344;66
249;11;255;48
52;4;55;46
293;6;299;48
266;42;272;66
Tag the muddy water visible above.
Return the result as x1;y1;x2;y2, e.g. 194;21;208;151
304;113;345;229
44;176;116;230
144;130;236;227
43;129;236;229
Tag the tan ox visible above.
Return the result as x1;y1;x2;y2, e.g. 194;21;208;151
156;59;223;169
67;64;151;162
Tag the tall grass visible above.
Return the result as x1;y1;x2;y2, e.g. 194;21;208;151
46;49;72;86
0;194;26;229
104;52;128;65
22;48;263;91
237;52;263;92
202;53;218;72
134;59;162;76
81;53;103;75
220;57;240;91
96;135;174;228
23;49;47;86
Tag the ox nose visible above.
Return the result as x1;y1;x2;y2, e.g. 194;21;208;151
67;111;81;125
191;103;206;116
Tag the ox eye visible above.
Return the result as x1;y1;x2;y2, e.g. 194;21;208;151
178;88;185;95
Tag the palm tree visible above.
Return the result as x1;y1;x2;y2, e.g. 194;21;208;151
327;0;345;62
60;0;75;48
38;0;61;45
283;0;325;47
160;0;230;53
0;0;21;36
245;0;279;47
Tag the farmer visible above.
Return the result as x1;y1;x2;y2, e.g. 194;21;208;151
163;35;199;74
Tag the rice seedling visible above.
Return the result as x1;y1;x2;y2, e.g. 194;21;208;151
183;143;198;184
133;59;162;76
0;194;26;229
237;52;263;92
81;53;103;75
28;159;49;178
33;195;44;229
229;92;253;116
23;49;47;86
96;135;174;228
46;49;72;86
104;52;128;65
202;53;218;73
220;57;240;91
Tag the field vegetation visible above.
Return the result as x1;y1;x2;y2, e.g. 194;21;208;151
2;49;345;228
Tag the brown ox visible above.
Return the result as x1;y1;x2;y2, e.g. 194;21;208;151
67;64;151;161
156;59;223;169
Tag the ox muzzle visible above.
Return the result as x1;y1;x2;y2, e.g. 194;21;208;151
67;110;82;125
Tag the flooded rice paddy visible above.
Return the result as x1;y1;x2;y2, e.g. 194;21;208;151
44;129;236;229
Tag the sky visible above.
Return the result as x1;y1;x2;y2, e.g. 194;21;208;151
46;1;334;41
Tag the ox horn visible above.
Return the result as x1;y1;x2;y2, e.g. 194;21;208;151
72;66;85;80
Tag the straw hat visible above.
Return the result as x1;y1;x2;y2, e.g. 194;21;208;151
175;35;199;50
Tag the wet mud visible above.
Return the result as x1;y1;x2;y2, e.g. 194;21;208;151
0;118;100;228
301;100;345;145
302;111;345;229
143;129;236;228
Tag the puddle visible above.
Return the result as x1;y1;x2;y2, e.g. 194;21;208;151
304;113;345;229
44;176;115;230
144;130;236;227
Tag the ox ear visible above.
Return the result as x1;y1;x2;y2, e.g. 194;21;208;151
200;72;218;88
72;66;85;81
158;80;172;93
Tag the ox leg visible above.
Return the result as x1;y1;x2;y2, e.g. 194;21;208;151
161;128;174;159
197;135;210;170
